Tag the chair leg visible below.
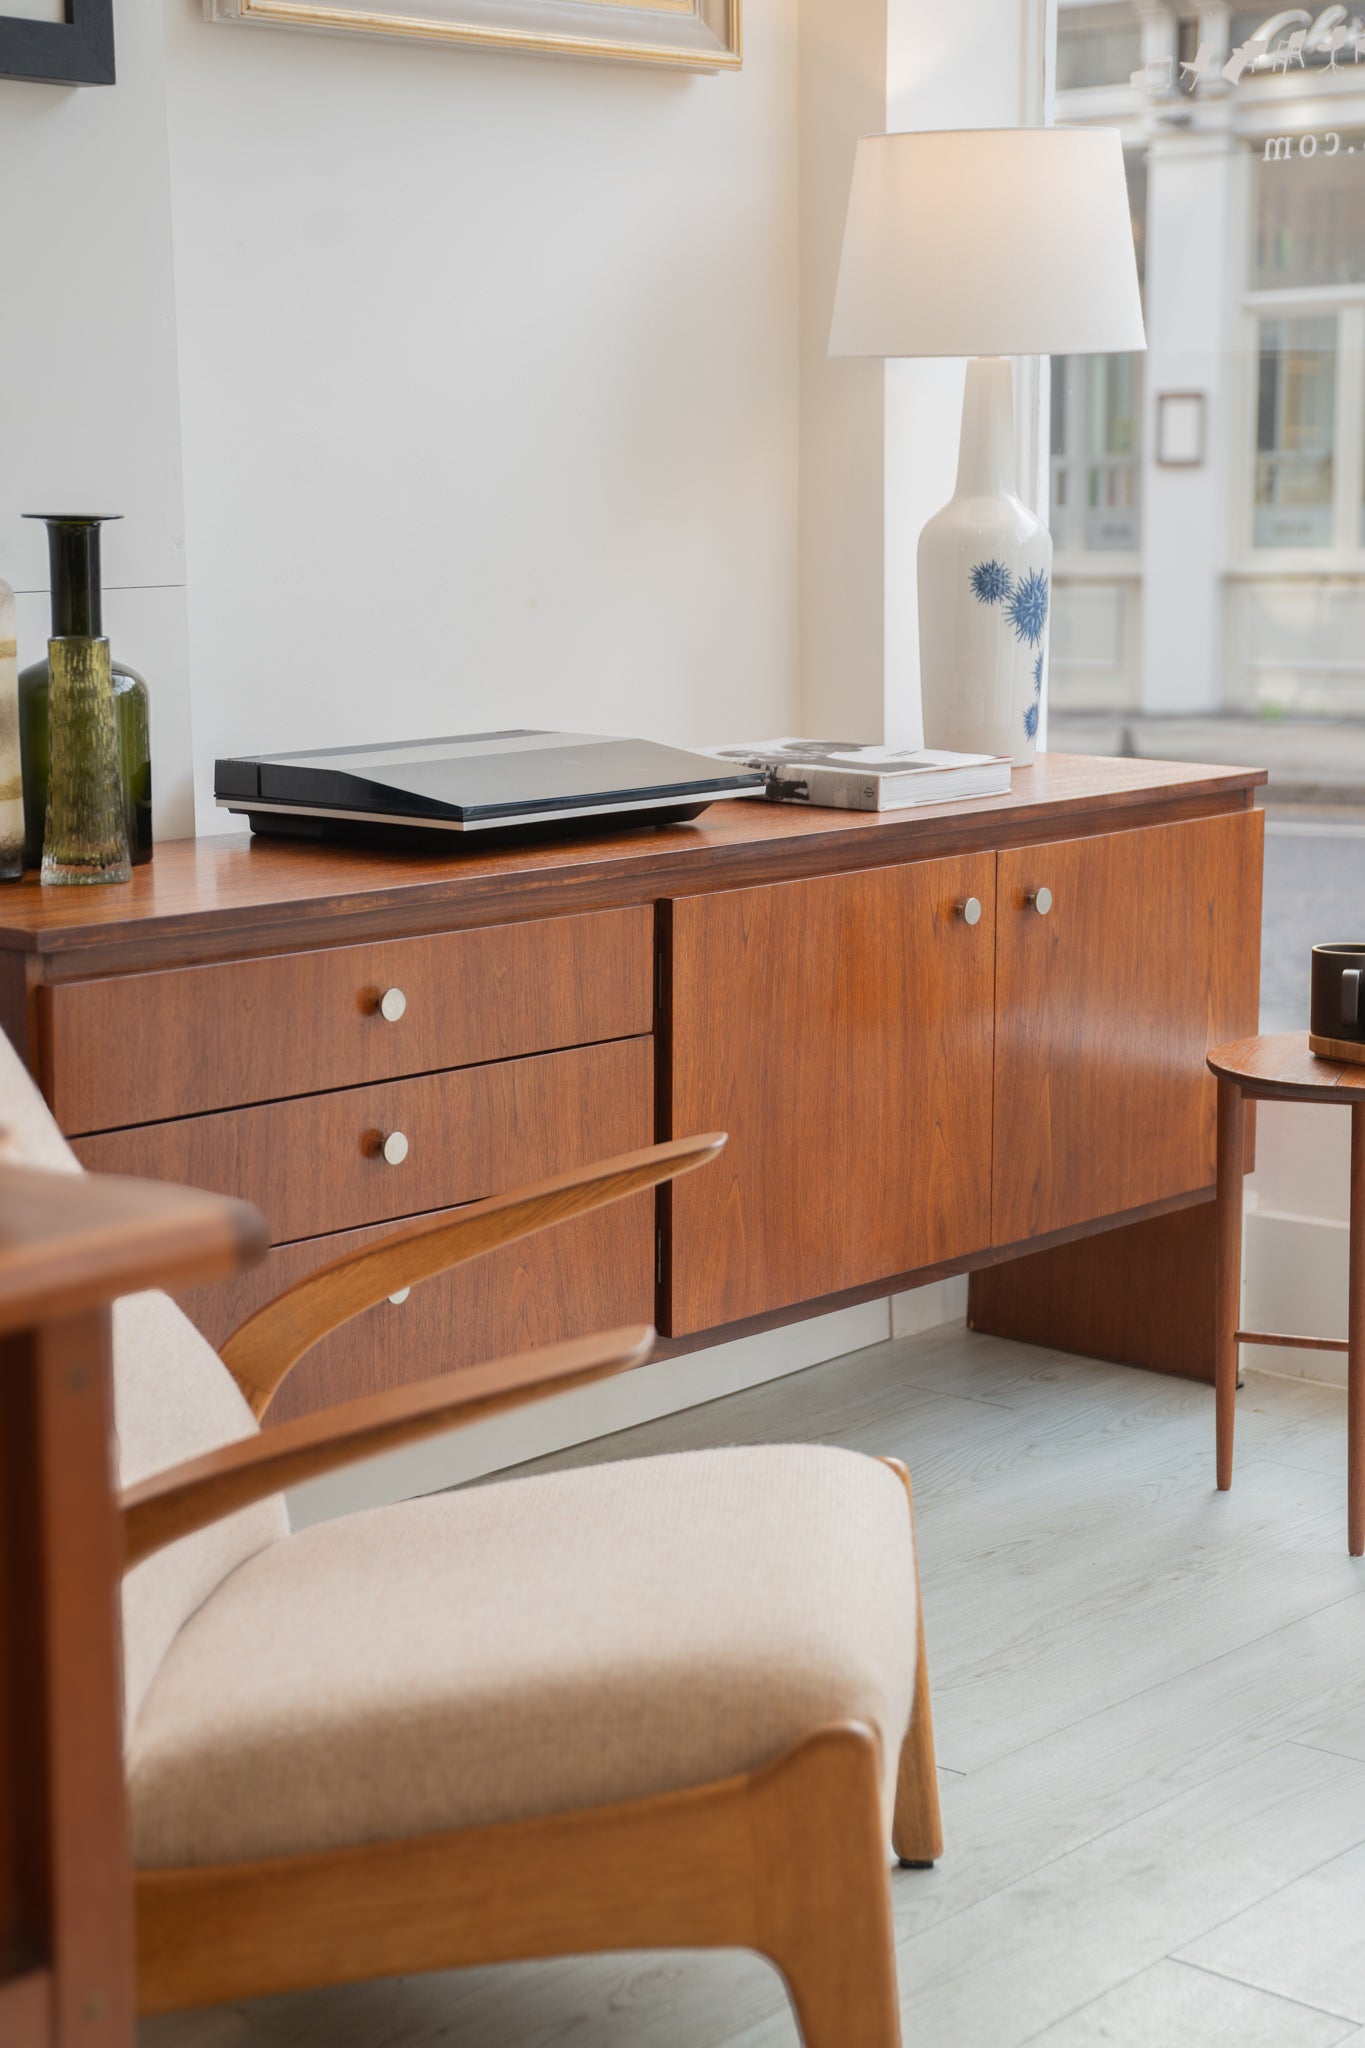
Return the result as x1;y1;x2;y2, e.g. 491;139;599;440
754;1728;903;2048
879;1459;944;1867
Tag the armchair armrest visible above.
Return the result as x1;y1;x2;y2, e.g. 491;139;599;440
220;1132;725;1417
0;1161;265;1335
122;1322;654;1570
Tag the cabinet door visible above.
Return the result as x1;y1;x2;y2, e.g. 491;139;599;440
666;855;996;1336
992;808;1263;1246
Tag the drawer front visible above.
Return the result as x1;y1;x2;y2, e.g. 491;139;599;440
45;905;654;1133
176;1196;653;1423
72;1038;654;1246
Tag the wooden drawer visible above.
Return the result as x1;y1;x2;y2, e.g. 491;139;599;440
72;1038;653;1246
176;1197;654;1423
44;905;653;1133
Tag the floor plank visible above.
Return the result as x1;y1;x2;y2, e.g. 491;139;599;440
1020;1958;1359;2047
1177;1840;1365;2026
1293;1699;1365;1764
139;1326;1365;2048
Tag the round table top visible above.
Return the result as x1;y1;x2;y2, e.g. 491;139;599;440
1208;1030;1365;1101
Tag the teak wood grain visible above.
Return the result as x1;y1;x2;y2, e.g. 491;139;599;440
72;1038;652;1247
1;1314;134;2048
214;1135;717;1419
44;906;652;1134
0;1165;266;1333
0;1164;264;2048
0;756;1260;983
1208;1029;1365;1101
178;1198;652;1422
991;809;1264;1246
666;854;996;1335
134;1724;906;2048
969;1198;1222;1383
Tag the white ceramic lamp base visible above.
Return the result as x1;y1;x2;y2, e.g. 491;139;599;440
917;356;1049;767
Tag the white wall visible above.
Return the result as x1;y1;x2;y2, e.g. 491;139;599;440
159;0;801;829
1245;1100;1354;1389
1;0;803;834
796;0;886;744
0;0;197;836
3;0;1046;822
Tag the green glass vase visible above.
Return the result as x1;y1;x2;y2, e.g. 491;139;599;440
19;515;152;868
41;638;131;887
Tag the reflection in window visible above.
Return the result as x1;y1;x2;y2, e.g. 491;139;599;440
1255;316;1336;547
1051;352;1144;552
1056;6;1143;91
1229;7;1363;72
1253;142;1365;290
1051;149;1146;557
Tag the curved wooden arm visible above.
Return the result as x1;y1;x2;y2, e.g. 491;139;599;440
122;1322;655;1571
219;1132;725;1418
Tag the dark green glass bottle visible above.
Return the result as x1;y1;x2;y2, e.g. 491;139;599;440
18;515;152;868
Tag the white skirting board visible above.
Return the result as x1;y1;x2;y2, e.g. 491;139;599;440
287;1275;970;1528
1242;1208;1351;1388
1243;1097;1354;1389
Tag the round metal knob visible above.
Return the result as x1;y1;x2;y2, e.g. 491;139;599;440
388;1287;411;1306
381;1130;409;1166
378;987;407;1023
1027;886;1053;916
957;897;982;927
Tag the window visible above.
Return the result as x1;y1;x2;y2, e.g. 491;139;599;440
1050;151;1147;559
1051;353;1144;552
1056;5;1143;91
1229;5;1365;72
1253;139;1365;291
1254;316;1337;547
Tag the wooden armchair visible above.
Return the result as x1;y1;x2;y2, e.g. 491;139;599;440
0;1022;942;2048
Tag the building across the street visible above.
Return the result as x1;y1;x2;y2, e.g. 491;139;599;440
1053;1;1365;719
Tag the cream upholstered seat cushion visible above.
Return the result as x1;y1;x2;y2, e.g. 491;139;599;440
129;1442;918;1868
0;1026;288;1734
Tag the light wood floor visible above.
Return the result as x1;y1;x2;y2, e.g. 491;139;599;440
143;1323;1365;2048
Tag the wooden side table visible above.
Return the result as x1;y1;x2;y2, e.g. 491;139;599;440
1208;1032;1365;1555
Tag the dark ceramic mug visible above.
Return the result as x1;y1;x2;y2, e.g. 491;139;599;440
1310;943;1365;1062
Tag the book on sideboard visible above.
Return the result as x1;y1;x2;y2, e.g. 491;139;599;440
706;739;1012;812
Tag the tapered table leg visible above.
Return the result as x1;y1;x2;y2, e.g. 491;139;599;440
1349;1107;1365;1556
1215;1077;1245;1493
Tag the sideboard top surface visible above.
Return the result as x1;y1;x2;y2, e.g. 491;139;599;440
0;753;1265;973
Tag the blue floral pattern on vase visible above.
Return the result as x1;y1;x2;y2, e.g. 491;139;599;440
969;559;1013;604
1023;647;1045;743
1006;567;1049;646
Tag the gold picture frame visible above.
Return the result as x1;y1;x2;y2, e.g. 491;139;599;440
204;0;741;68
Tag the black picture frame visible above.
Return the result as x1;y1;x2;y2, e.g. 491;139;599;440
0;0;114;85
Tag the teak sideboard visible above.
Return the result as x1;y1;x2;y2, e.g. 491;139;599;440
0;754;1265;1415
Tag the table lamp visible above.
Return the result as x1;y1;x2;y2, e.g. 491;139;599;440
829;128;1146;764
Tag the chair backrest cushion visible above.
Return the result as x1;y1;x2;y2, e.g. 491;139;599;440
0;1027;287;1735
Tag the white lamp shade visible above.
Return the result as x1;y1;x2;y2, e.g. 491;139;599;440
829;127;1146;359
